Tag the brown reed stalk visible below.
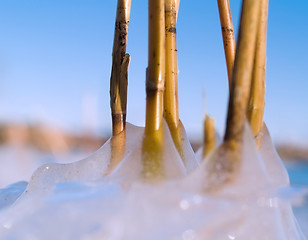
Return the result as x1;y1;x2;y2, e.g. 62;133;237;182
204;0;261;191
164;0;179;130
247;0;268;147
217;0;236;89
110;0;131;136
202;115;216;159
224;0;261;147
164;0;185;160
142;0;166;180
145;0;166;135
108;0;131;175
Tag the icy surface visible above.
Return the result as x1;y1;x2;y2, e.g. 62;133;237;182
0;182;27;211
177;121;199;173
0;122;306;240
109;121;195;182
0;145;87;188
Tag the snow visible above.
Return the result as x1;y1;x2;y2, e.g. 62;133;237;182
0;122;306;239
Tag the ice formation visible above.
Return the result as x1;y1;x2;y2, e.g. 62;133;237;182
0;122;306;240
0;145;87;188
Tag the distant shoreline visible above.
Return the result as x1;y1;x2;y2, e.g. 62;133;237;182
276;145;308;162
0;123;307;162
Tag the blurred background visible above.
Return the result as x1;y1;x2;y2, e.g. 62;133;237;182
0;0;307;186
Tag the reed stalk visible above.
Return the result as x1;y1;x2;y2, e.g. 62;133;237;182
145;0;165;134
224;0;261;148
164;0;179;129
164;0;185;160
142;0;166;180
110;0;131;136
247;0;268;147
202;115;216;159
108;0;131;175
205;0;261;191
217;0;236;88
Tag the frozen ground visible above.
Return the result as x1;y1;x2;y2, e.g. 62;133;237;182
0;123;307;239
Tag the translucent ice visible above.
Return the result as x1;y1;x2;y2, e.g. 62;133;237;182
0;122;306;240
0;182;27;210
0;144;88;187
12;121;197;199
182;122;306;239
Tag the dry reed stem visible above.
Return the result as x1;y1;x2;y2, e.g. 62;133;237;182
164;0;179;129
108;0;131;174
145;0;166;134
217;0;236;89
142;0;166;180
247;0;268;147
110;0;131;136
204;0;261;191
164;0;186;161
224;0;261;148
202;115;216;159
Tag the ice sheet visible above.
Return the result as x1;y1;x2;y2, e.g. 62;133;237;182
0;122;306;240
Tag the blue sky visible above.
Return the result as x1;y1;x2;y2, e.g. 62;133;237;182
0;0;307;144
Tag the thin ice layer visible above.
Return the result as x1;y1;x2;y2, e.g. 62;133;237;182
0;182;27;211
0;123;306;240
2;121;196;203
108;120;196;182
178;120;200;173
259;123;290;186
0;144;89;188
182;122;306;239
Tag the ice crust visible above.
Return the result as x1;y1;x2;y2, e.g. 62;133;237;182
0;145;87;188
0;122;306;240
